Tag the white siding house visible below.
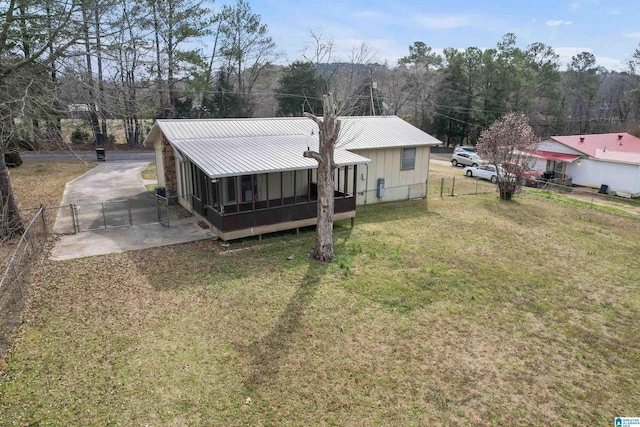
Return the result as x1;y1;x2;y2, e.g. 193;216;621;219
143;116;441;240
532;133;640;197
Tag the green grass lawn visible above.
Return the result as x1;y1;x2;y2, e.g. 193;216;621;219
2;175;640;425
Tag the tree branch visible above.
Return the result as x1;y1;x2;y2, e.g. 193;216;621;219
303;150;323;164
303;111;322;126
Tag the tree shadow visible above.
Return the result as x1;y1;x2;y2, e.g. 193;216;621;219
237;260;325;389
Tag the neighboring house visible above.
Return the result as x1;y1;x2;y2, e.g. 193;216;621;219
531;132;640;197
143;116;441;240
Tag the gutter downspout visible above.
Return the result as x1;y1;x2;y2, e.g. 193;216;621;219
364;163;369;204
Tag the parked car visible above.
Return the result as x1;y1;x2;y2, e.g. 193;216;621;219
463;164;514;183
453;146;477;154
451;152;483;167
502;163;543;186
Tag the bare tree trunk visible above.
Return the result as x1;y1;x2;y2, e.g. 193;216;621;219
94;4;108;143
304;94;340;262
0;154;21;236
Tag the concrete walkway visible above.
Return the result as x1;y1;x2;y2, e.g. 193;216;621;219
51;160;215;260
50;218;215;261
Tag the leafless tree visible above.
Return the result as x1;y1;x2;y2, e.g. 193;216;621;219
303;94;340;262
0;0;83;236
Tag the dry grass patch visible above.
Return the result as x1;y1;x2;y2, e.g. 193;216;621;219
9;160;94;210
1;191;640;425
1;160;94;268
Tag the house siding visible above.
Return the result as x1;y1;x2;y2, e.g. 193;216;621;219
154;138;166;187
352;146;430;205
567;160;640;196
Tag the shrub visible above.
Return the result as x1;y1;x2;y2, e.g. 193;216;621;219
70;127;90;145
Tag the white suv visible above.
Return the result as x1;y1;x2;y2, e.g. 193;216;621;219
451;152;483;167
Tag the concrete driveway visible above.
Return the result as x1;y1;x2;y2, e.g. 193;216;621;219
51;161;215;260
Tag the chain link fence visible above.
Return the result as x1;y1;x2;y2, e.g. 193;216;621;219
426;176;498;198
0;207;47;359
530;180;640;215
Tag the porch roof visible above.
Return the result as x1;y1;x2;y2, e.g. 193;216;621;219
170;134;371;178
528;150;581;163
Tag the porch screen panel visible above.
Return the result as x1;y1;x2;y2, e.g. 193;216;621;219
282;171;295;199
267;172;281;200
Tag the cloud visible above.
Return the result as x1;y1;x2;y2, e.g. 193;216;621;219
625;32;640;39
596;56;625;71
569;2;580;10
352;10;386;20
554;47;591;68
414;15;470;30
546;20;573;26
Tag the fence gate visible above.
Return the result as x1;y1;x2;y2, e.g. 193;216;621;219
156;195;171;227
57;192;162;233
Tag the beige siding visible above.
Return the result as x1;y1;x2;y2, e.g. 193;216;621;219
353;146;430;205
154;138;166;187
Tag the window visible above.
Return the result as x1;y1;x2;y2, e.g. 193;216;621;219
401;147;417;170
226;177;236;202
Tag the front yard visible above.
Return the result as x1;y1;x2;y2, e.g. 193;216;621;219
1;161;640;425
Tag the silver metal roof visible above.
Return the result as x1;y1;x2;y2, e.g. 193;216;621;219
146;115;440;178
169;135;370;178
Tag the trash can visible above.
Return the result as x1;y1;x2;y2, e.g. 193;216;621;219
96;148;105;162
598;184;608;194
543;170;555;180
155;186;166;197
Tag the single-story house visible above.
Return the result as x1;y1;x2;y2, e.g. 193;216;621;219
143;116;441;240
531;132;640;197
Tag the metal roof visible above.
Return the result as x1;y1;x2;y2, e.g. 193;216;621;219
169;135;370;178
147;116;441;149
146;115;440;178
529;150;581;163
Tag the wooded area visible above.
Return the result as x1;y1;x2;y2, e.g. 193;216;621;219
3;1;640;151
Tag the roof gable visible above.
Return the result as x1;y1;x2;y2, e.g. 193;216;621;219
550;133;640;164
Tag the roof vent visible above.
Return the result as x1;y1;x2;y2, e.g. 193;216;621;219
618;134;623;140
579;137;585;143
618;134;623;145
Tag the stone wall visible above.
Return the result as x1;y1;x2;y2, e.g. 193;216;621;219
161;136;177;196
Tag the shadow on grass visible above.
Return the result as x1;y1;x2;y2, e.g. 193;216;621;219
238;259;326;390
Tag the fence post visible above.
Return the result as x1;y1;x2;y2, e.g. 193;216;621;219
451;177;456;196
425;179;428;199
39;204;46;235
440;177;444;198
128;199;133;226
70;204;78;234
102;203;107;229
591;193;595;208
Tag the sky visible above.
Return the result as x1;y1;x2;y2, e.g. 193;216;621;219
212;0;640;71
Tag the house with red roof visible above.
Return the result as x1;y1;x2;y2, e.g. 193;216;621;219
531;132;640;197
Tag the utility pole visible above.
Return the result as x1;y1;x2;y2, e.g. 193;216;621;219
369;68;376;116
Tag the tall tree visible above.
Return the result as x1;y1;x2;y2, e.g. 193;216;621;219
565;52;604;134
303;94;340;262
218;0;278;115
203;68;248;117
0;0;82;236
276;61;324;116
149;0;213;118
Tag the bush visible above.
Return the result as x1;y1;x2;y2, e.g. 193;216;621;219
70;127;90;145
5;137;23;167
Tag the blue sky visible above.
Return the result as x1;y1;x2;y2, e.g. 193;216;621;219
213;0;640;71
